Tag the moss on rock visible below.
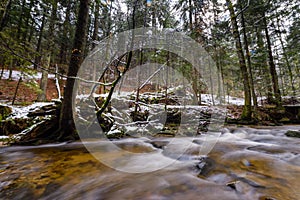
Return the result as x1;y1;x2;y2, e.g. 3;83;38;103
0;104;12;121
285;130;300;138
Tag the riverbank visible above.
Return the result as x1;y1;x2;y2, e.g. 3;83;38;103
1;98;300;145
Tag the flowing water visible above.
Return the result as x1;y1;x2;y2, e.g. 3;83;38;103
0;125;299;200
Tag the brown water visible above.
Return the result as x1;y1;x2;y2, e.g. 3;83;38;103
0;125;299;200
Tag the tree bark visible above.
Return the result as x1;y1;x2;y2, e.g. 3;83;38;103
17;0;26;39
22;0;34;41
0;0;12;31
91;1;100;50
226;0;252;120
240;0;257;109
59;0;72;64
12;76;22;105
59;0;90;140
276;17;295;96
262;14;282;107
34;8;46;70
188;0;193;30
37;1;58;101
255;26;273;103
37;54;50;101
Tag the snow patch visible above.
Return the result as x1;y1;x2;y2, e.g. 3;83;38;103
8;102;55;119
1;70;57;81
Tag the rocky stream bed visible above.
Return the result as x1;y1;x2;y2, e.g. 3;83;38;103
0;125;299;200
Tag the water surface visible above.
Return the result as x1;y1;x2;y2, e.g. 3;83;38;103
0;125;299;200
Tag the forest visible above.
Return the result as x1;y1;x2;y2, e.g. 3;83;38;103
0;0;300;199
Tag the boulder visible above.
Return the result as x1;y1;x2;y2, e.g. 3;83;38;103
0;104;12;121
2;117;34;136
285;130;300;138
12;116;59;145
0;104;13;135
1;102;60;136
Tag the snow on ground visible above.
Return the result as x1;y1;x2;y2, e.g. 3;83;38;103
201;94;245;106
1;70;56;81
76;90;246;106
7;102;55;119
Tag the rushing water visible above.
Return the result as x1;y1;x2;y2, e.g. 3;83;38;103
0;125;299;200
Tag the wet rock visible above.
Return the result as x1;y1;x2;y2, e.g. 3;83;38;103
0;104;12;120
0;105;13;135
197;157;216;177
1;102;60;137
285;130;300;138
259;196;277;200
42;182;61;196
106;128;125;139
166;108;181;124
226;180;240;190
283;105;300;123
154;130;175;137
2;117;34;136
278;117;290;123
97;113;114;133
130;110;149;121
0;182;36;200
148;140;169;149
241;159;251;167
13;116;59;145
231;174;265;188
27;103;59;117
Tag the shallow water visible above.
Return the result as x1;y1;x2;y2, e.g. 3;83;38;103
0;125;299;200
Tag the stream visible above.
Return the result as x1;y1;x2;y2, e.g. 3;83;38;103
0;125;299;200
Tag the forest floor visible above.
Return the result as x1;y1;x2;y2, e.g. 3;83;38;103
0;72;300;146
0;78;63;104
0;69;300;131
1;76;299;121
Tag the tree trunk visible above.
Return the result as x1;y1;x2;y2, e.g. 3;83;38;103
0;64;4;80
133;50;143;120
188;0;193;30
34;8;46;70
276;48;286;96
240;1;257;110
151;3;156;27
37;55;50;101
12;75;22;105
55;64;61;99
263;14;282;107
59;0;72;64
27;18;35;43
17;0;26;39
255;26;273;102
0;0;12;31
59;0;90;140
226;0;252;120
22;0;34;41
96;0;138;119
276;17;295;96
91;1;100;50
8;58;13;80
37;1;58;101
165;51;170;109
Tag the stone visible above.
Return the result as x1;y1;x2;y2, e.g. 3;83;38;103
2;117;33;136
285;130;300;138
13;116;59;145
0;104;12;121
